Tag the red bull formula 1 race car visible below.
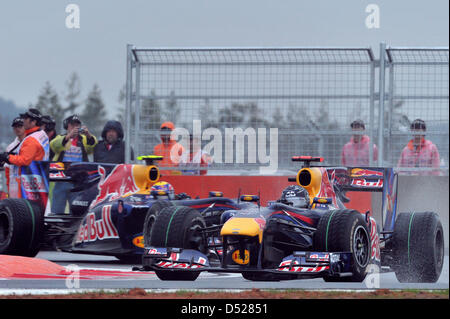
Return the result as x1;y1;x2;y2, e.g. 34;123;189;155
142;156;445;283
0;156;256;262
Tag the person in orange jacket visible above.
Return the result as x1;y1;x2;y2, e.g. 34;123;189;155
0;108;49;198
152;122;185;174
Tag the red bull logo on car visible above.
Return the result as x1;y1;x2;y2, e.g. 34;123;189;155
90;164;139;208
351;178;383;188
75;205;119;243
368;217;381;261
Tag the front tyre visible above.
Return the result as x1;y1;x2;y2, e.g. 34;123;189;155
150;206;207;281
314;209;371;282
143;200;173;247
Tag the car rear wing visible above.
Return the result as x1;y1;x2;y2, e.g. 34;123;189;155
290;156;398;233
329;167;398;234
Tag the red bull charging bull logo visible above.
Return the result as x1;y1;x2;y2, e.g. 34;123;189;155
90;164;139;208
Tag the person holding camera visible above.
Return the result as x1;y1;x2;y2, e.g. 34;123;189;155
49;114;97;215
50;114;97;162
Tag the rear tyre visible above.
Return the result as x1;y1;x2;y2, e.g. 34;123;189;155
0;198;44;257
143;200;173;247
314;209;371;282
392;212;444;283
150;206;206;281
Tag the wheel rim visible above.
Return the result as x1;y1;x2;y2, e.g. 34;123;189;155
353;225;370;267
0;211;10;246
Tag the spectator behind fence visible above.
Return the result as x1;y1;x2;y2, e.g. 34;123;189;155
179;134;213;175
94;120;134;164
397;119;441;175
341;119;378;166
41;115;57;159
153;121;185;174
49;114;97;215
0;108;49;198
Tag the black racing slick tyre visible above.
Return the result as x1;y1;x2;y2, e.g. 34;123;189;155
150;206;206;281
392;212;444;283
0;198;44;257
143;200;174;247
314;209;371;282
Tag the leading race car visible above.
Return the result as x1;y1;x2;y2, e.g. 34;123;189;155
142;156;445;283
0;156;256;262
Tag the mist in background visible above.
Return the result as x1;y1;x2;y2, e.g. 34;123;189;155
0;0;448;117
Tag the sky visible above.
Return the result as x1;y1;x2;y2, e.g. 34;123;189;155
0;0;448;117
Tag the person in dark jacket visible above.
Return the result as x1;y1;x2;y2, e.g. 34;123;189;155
94;120;133;164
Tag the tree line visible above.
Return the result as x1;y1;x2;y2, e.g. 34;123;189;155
32;72;109;137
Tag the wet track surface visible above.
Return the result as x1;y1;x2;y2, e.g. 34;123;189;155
0;251;448;291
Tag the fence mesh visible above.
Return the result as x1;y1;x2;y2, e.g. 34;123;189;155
385;48;449;172
130;47;376;171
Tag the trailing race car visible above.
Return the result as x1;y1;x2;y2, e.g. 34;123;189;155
142;156;445;283
0;156;256;262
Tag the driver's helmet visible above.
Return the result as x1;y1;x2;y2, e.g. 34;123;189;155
280;185;310;208
150;181;175;200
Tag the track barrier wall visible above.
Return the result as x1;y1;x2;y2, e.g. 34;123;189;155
162;175;372;214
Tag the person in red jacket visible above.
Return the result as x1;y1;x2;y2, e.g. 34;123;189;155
0;108;49;198
397;119;441;175
341;119;378;166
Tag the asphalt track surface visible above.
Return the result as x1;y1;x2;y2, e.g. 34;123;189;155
0;251;448;291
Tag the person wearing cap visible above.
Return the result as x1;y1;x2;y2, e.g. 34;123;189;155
50;114;97;214
1;117;26;196
397;119;440;175
0;108;50;198
341;119;378;166
50;114;97;162
93;120;134;164
9;117;26;145
152;121;185;172
41;115;57;159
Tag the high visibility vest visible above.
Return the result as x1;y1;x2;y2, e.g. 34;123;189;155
9;130;49;198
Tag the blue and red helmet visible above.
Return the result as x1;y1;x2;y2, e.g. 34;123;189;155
280;185;310;208
151;181;175;200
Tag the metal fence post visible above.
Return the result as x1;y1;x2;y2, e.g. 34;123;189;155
125;44;133;164
378;42;386;167
134;61;141;162
369;57;376;166
387;55;394;166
